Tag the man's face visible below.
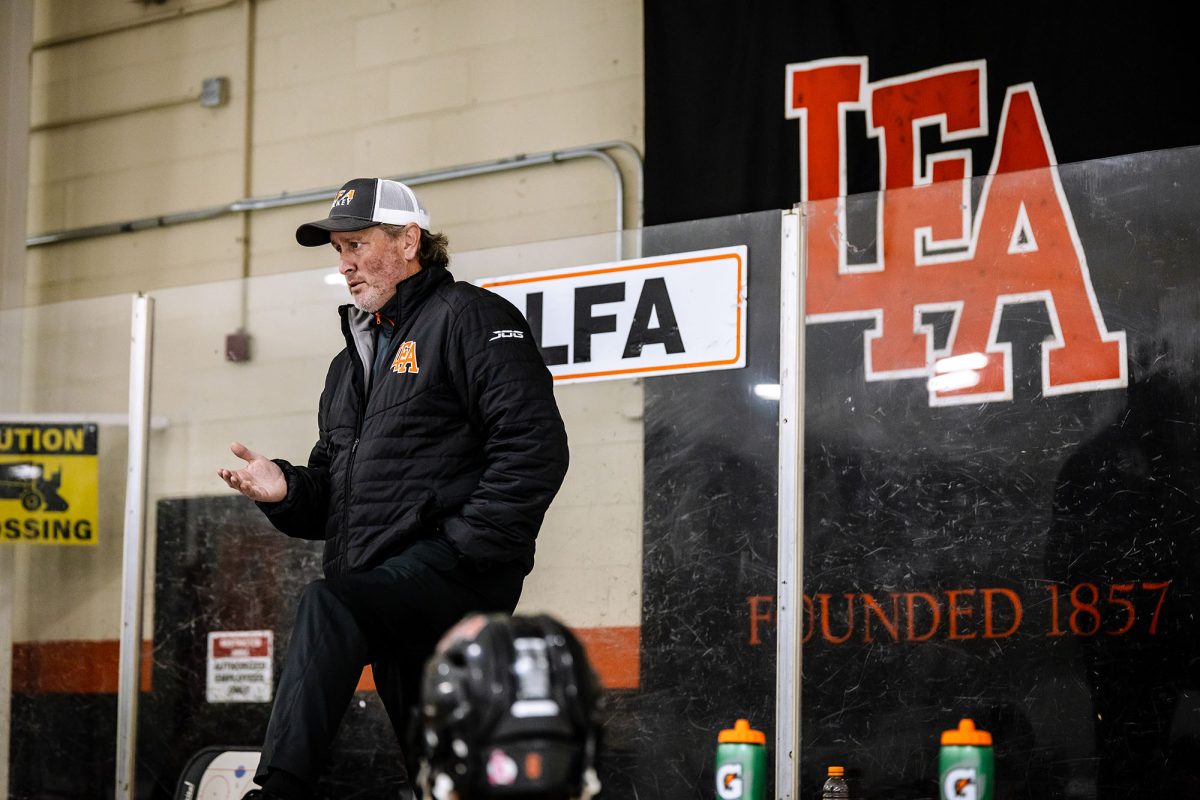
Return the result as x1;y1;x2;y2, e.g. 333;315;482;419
331;225;420;313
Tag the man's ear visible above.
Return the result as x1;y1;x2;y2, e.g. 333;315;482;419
405;224;422;261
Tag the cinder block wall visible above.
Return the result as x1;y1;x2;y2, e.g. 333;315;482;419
27;0;643;301
11;0;645;664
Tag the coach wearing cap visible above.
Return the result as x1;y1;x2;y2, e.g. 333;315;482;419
218;177;569;800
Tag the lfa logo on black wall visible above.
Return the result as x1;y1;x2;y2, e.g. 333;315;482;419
787;58;1126;406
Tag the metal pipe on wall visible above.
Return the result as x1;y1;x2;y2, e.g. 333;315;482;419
28;91;208;134
26;140;644;248
31;0;240;51
235;0;257;336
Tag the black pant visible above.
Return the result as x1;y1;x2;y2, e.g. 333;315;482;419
255;534;524;797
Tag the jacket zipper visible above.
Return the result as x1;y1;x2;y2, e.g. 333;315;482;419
340;306;369;576
342;431;359;573
340;403;365;575
334;270;445;573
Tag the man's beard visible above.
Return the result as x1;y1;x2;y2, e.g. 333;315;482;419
351;284;387;313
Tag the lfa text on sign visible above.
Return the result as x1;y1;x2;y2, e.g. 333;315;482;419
525;277;684;365
480;247;747;383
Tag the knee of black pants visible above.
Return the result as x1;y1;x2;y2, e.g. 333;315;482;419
296;579;341;618
293;579;367;644
468;561;525;614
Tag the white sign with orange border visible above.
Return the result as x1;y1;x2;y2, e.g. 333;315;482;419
478;246;747;384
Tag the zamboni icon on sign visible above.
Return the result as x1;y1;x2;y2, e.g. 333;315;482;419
0;461;70;512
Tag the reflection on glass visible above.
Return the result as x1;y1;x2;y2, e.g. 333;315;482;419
754;383;781;401
928;352;988;393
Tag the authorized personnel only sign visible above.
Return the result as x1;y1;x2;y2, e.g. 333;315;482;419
479;246;747;384
207;630;273;703
0;423;99;545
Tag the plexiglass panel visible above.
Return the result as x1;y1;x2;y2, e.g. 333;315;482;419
1;295;133;797
799;145;1200;798
636;212;782;798
115;216;780;800
133;231;643;798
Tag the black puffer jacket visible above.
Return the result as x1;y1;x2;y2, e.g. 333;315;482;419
258;264;569;577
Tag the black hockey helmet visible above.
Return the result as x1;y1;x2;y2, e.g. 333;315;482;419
416;614;602;799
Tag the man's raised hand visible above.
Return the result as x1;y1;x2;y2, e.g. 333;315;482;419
217;441;288;503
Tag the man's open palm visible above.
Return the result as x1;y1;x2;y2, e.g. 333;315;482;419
217;442;287;502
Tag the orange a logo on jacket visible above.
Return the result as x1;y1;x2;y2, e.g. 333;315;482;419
391;341;419;374
786;57;1126;406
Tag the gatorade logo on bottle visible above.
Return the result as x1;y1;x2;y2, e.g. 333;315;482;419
717;763;744;799
943;767;978;800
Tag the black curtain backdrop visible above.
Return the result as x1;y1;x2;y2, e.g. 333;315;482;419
644;0;1199;225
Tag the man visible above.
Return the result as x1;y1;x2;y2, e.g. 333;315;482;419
218;177;569;800
415;613;602;800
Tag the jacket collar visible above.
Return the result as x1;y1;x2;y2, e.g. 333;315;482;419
339;265;454;388
341;264;453;331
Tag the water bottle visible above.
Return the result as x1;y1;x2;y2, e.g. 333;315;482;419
715;719;765;800
939;718;994;800
821;765;850;798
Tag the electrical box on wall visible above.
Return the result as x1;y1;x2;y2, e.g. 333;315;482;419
200;77;229;108
224;330;251;363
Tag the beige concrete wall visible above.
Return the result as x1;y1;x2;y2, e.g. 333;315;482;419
26;0;643;302
10;0;645;642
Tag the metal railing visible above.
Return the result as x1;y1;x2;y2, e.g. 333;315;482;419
26;141;644;248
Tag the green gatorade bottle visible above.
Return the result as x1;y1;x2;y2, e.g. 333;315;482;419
939;718;994;800
715;719;766;800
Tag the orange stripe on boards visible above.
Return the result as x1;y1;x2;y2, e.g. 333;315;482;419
11;640;153;694
356;626;641;693
574;625;640;690
12;626;640;695
356;664;376;692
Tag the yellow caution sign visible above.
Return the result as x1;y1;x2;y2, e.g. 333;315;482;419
0;423;99;545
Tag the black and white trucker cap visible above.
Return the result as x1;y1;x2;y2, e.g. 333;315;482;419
295;177;431;247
